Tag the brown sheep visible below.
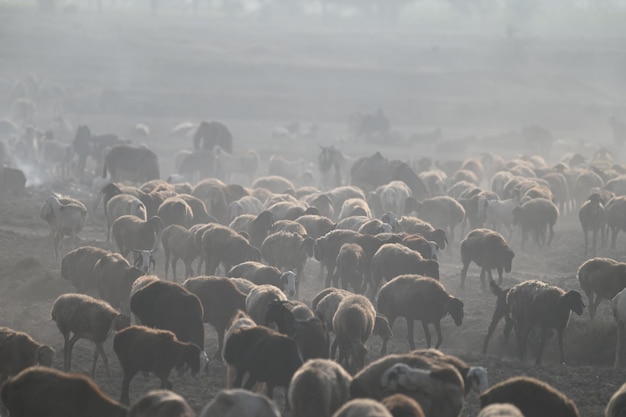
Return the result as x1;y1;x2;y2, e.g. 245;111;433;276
606;382;626;417
577;257;626;319
381;393;425;417
94;252;144;315
332;294;376;373
295;214;336;239
130;280;208;364
371;243;440;296
183;276;247;359
40;195;88;260
261;231;314;296
114;325;202;405
157;197;194;229
579;193;606;256
288;358;352;417
226;261;297;298
229;210;275;249
201;224;261;275
61;246;110;292
606;196;626;248
179;193;215;225
512;198;559;249
51;293;130;377
335;242;367;293
480;376;580;417
460;228;514;290
411;196;466;242
397;216;448;249
199;388;281;417
507;280;585;364
0;327;55;378
111;215;163;257
0;367;127;417
129;390;194;417
161;224;199;282
378;275;464;354
105;194;147;242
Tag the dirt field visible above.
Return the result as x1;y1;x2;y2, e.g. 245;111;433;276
1;4;626;416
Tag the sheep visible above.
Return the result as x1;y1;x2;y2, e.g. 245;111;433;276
267;201;314;221
338;198;372;220
105;194;147;242
199;389;281;417
315;229;403;288
40;195;88;260
460;228;514;290
371;243;440;293
0;327;55;379
114;325;202;405
201;224;261;275
484;198;518;239
245;284;288;325
349;354;464;417
157;197;194;229
228;195;265;222
401;234;439;260
332;294;376;373
332;399;393;417
128;390;194;417
222;310;257;388
272;219;309;235
507;280;585;364
160;224;199;282
377;275;464;354
606;196;626;248
229;277;257;295
252;175;295;193
606;382;626;417
612;288;626;368
478;404;523;417
261;231;314;295
480;376;580;417
0;367;128;417
411;196;465;242
183;276;247;358
51;293;130;377
94;252;144;315
229;210;275;249
327;185;367;213
397;216;448;249
380;393;425;417
227;261;297;298
303;193;336;219
334;242;367;292
377;180;413;216
296;214;336;239
313;287;353;332
359;218;393;235
61;246;110;292
578;257;626;320
579;193;606;256
288;358;352;417
337;215;373;232
512;197;559;249
222;325;304;400
265;300;330;360
112;215;163;258
130;279;208;366
179;193;215;225
481;278;514;354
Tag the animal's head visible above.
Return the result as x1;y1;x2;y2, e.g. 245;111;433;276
112;314;131;332
504;248;515;273
182;343;203;378
381;211;399;232
313;238;324;262
133;249;156;274
466;366;489;395
427;241;439;260
380;363;432;392
563;290;585;316
431;229;447;250
36;345;55;367
373;316;393;341
280;271;298;299
447;297;465;326
302;237;315;258
422;260;440;280
265;299;291;325
147;216;164;234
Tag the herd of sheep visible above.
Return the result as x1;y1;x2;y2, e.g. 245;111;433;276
3;116;626;417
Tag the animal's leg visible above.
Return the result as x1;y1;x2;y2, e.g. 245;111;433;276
433;321;443;348
482;307;505;354
407;318;416;350
591;296;603;321
535;328;549;365
615;321;624;368
421;321;432;348
460;261;470;289
592;229;598;256
120;372;135;405
479;268;487;291
91;344;100;378
557;328;566;364
66;334;81;372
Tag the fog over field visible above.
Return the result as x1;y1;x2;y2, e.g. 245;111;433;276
1;1;626;416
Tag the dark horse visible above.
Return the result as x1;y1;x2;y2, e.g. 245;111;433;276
193;121;233;153
318;145;345;189
72;125;123;179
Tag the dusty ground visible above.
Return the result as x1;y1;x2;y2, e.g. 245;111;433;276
1;5;626;416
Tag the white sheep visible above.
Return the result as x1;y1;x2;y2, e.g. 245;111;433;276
51;293;130;378
485;198;518;239
40;195;88;260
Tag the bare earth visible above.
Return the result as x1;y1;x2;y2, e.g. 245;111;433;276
1;6;625;417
